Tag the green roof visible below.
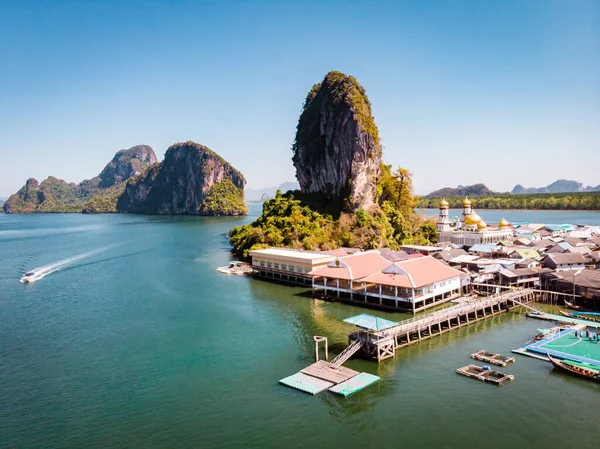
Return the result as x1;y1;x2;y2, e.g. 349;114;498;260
343;313;398;331
515;248;540;259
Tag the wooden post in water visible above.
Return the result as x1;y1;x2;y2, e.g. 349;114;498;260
313;336;328;362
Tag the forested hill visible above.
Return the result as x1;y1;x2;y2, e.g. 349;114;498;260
418;191;600;210
424;184;502;198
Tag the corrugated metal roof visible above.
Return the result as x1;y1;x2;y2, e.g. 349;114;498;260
468;244;499;254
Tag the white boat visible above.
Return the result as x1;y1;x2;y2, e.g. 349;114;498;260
20;271;40;283
216;261;253;275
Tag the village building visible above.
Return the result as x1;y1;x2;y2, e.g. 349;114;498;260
249;248;336;286
541;269;600;306
498;268;540;288
437;198;513;246
398;245;443;256
308;251;465;313
542;253;586;271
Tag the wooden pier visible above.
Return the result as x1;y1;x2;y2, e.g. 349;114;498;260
349;288;537;362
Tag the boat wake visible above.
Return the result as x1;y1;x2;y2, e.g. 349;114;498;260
19;246;115;284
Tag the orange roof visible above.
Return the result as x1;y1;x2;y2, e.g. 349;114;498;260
308;251;391;280
359;256;464;288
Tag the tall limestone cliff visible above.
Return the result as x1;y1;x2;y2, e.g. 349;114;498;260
98;145;158;188
117;141;247;215
292;71;381;212
3;145;157;213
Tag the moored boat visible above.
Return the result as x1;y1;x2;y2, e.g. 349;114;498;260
559;309;600;323
216;261;253;275
547;354;600;381
565;300;589;312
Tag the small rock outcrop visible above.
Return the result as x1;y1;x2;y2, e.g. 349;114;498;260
98;145;157;188
292;71;381;211
117;141;246;215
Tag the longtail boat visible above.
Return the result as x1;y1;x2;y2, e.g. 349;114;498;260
558;309;600;322
565;300;589;312
547;354;600;381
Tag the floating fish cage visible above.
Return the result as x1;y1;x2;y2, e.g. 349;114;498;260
456;364;514;386
471;350;516;367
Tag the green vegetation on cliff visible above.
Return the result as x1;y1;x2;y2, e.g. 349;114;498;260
229;168;437;257
81;183;127;214
419;191;600;210
199;179;247;216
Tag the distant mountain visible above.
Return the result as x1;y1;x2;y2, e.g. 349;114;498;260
0;197;6;208
512;179;600;195
424;184;501;198
245;181;300;202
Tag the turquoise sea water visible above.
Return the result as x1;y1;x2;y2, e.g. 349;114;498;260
1;206;600;448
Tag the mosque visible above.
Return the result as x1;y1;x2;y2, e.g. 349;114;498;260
437;198;513;246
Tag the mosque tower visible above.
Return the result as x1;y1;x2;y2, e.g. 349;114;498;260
437;199;450;233
462;197;473;218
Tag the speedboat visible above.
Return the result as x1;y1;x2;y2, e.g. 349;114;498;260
20;271;38;283
216;261;253;275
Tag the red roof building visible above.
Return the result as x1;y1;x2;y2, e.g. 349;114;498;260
309;252;464;313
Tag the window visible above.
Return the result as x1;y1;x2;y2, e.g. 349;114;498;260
289;266;295;272
267;262;272;269
281;264;287;271
260;261;265;267
274;263;279;269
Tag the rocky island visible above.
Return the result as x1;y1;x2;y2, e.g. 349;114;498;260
229;70;436;256
4;141;247;216
117;141;246;215
3;145;158;214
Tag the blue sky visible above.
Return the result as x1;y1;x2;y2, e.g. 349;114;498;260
0;0;598;197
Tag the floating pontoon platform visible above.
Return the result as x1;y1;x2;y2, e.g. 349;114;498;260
280;360;379;396
279;372;334;395
471;350;516;367
456;364;514;385
328;372;380;397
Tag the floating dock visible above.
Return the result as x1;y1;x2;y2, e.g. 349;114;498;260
279;337;379;397
456;364;514;385
280;361;379;397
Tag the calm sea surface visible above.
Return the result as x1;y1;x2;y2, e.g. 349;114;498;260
1;206;600;448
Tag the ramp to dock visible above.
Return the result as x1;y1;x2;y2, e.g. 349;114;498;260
330;340;363;368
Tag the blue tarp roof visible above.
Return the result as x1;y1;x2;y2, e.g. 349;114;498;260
343;313;398;331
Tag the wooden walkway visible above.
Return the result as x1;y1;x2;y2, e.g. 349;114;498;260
350;288;536;362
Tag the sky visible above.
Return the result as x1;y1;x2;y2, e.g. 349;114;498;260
0;0;598;197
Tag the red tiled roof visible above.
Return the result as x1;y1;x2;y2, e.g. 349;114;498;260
308;251;391;280
361;256;463;288
310;252;463;288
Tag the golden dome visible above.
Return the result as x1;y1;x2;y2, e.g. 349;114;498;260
498;218;510;228
462;197;472;207
477;220;488;230
439;199;449;208
464;213;482;225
